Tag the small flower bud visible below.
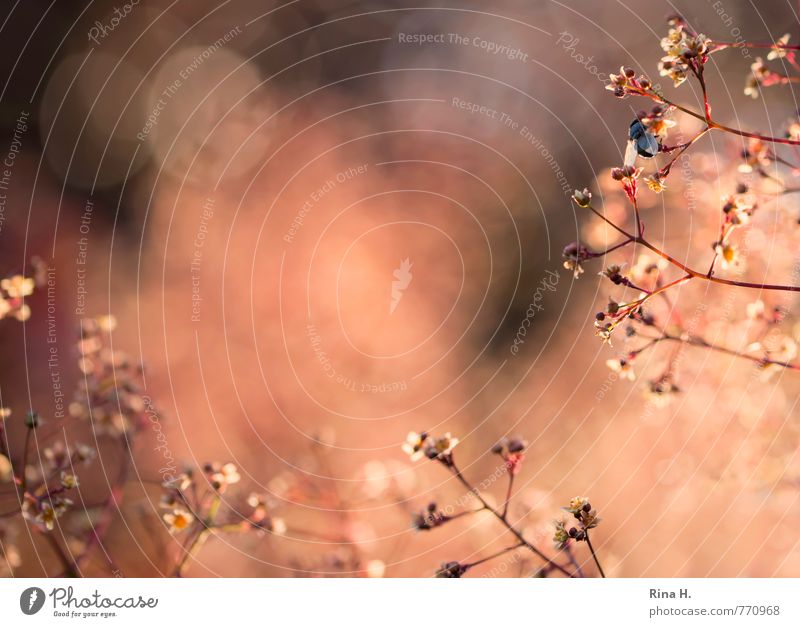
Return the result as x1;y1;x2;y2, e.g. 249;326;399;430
563;242;580;258
507;438;526;453
436;561;467;578
60;472;79;489
572;188;592;208
76;444;95;463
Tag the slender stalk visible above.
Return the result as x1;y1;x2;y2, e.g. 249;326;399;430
45;532;79;577
693;65;712;121
447;508;485;521
658;128;710;177
632;195;644;236
588;237;635;258
708;119;800;146
643;331;800;372
501;471;515;519
585;205;635;240
274;526;344;543
205;494;221;525
564;544;585;578
174;525;210;577
18;429;32;493
585;532;606;578
464;543;524;569
75;438;131;571
637;235;800;291
173;493;222;577
628;337;662;358
712;41;800;52
582;208;800;292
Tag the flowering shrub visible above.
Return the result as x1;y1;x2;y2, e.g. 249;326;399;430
1;312;400;576
403;431;604;578
0;307;314;577
567;15;800;402
159;463;288;576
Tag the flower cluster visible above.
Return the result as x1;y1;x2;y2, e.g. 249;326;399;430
402;431;459;465
738;138;771;174
204;461;241;492
490;436;527;475
658;16;710;86
553;497;602;547
24;498;73;532
568;14;800;406
721;184;756;226
0;297;146;576
606;357;635;381
0;403;97;535
606;66;653;98
68;316;151;436
246;493;288;535
562;240;594;279
160;463;286;539
744;58;771;98
0;274;35;321
610;165;643;204
743;35;793;98
593;297;643;346
706;184;757;272
0;303;313;577
638;104;677;141
645;374;681;408
412;502;455;531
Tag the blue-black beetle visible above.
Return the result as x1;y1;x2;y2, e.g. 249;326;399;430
624;119;659;166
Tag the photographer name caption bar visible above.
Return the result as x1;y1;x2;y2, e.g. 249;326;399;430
1;578;797;625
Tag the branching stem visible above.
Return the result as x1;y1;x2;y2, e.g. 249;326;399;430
449;462;574;577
